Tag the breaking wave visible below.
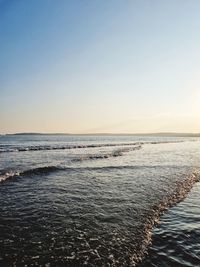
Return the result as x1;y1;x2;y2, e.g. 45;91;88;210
0;166;63;182
72;145;142;162
0;140;183;153
136;171;200;266
0;145;142;182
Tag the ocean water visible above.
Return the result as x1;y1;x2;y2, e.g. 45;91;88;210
0;134;200;267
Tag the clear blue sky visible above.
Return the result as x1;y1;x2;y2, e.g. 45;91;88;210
1;0;200;133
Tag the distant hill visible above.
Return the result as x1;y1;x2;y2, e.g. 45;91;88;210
4;132;200;137
6;133;71;136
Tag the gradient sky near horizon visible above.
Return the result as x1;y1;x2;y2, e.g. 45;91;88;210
1;0;200;134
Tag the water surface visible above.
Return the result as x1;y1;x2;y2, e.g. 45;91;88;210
0;135;199;266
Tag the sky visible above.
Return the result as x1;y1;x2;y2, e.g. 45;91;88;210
1;0;200;134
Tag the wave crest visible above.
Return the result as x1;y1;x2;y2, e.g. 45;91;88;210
73;145;142;162
0;140;183;153
0;166;62;182
137;171;200;266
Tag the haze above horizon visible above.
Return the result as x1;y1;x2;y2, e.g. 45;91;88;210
1;0;200;134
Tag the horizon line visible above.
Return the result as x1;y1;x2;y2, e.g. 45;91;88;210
1;132;200;137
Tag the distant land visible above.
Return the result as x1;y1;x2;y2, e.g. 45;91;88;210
2;132;200;137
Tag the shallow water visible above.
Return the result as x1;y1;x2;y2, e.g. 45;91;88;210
140;180;200;267
0;135;200;266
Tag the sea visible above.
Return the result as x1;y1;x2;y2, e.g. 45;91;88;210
0;134;200;267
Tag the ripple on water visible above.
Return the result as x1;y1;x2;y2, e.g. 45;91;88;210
0;136;200;266
140;181;200;267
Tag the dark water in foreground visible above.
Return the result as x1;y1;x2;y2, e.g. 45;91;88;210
0;135;200;266
141;181;200;267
